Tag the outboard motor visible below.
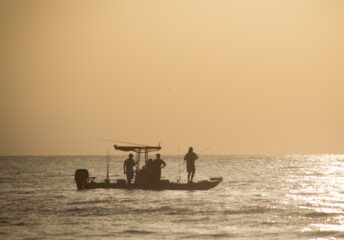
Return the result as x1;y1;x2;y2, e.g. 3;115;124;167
74;169;89;190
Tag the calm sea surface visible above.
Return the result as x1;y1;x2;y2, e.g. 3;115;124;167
1;155;344;239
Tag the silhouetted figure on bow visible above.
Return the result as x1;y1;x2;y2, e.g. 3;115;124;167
184;147;198;183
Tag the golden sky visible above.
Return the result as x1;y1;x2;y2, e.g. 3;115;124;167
1;0;343;155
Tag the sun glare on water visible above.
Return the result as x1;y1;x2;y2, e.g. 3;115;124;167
285;155;344;234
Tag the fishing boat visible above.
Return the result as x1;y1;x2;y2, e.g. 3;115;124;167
74;144;223;191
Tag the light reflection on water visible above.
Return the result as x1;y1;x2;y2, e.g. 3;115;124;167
1;154;344;239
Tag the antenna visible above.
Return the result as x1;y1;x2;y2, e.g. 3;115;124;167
106;144;110;183
178;145;181;183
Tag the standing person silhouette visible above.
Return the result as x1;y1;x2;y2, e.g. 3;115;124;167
152;153;166;183
123;153;136;184
184;147;198;183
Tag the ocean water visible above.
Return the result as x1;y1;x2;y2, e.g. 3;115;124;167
1;155;344;239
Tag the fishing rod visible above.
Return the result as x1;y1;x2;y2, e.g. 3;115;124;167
97;138;147;147
197;142;216;156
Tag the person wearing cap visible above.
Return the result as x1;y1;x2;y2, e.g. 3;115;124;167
152;153;166;183
184;147;198;183
123;153;137;184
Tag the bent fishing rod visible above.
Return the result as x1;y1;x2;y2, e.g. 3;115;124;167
197;142;217;156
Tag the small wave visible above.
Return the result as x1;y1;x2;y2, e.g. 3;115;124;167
305;212;341;218
11;222;26;226
300;231;344;238
64;206;109;216
184;233;235;239
122;230;154;235
119;199;135;203
261;221;278;225
134;206;190;214
63;205;190;217
297;192;319;196
166;211;188;215
68;199;111;205
223;207;270;215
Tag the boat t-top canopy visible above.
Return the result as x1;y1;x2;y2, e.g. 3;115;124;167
114;144;161;170
114;145;161;153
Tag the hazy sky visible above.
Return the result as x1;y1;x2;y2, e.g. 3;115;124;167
1;0;344;155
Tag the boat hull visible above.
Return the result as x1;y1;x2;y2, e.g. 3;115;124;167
85;180;221;191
